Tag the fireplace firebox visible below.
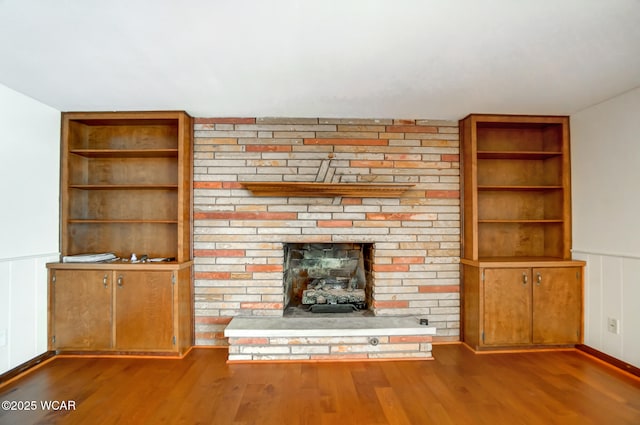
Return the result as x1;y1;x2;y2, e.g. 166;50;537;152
283;243;374;314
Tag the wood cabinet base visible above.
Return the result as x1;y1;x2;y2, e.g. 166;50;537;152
47;262;193;357
462;259;585;351
52;349;193;358
462;342;577;353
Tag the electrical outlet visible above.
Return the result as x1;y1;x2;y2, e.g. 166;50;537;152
0;329;7;347
607;317;620;334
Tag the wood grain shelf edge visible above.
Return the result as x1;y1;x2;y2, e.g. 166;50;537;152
239;182;415;198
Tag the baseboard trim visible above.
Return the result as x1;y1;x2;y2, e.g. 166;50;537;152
461;341;576;354
576;344;640;378
54;348;192;359
0;351;57;387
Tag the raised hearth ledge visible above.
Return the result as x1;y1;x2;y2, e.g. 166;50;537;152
239;182;415;198
225;316;436;337
224;316;436;362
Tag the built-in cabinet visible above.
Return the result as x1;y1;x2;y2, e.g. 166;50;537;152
49;264;191;354
47;111;193;356
462;262;583;350
460;114;585;351
51;269;112;350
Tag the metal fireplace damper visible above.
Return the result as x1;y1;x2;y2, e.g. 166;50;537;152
283;243;373;314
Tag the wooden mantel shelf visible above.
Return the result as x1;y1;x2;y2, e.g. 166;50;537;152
240;182;415;198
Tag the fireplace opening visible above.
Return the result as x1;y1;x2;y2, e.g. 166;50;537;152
283;243;374;315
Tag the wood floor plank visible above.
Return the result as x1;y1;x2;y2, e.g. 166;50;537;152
374;386;413;425
1;345;639;425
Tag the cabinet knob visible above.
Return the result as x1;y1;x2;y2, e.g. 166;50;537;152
536;272;542;286
522;272;528;285
117;275;123;288
103;274;108;288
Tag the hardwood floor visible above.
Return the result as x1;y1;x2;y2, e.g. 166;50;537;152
1;344;639;425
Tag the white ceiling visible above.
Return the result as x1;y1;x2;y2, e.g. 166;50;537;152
1;0;639;120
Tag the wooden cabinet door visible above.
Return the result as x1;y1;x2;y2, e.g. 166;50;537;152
114;271;174;350
532;267;582;344
483;268;532;345
51;270;112;350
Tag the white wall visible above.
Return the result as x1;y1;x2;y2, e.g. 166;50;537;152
0;84;60;374
571;86;640;368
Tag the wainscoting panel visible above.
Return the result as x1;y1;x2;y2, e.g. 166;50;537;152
622;258;640;367
0;253;58;374
573;250;640;368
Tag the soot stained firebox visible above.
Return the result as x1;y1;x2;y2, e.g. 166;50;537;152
283;243;373;314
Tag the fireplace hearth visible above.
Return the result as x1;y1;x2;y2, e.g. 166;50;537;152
283;243;373;315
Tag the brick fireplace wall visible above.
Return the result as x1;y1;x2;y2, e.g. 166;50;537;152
192;117;460;345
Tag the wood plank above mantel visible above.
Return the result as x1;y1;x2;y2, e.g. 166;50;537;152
239;182;415;197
